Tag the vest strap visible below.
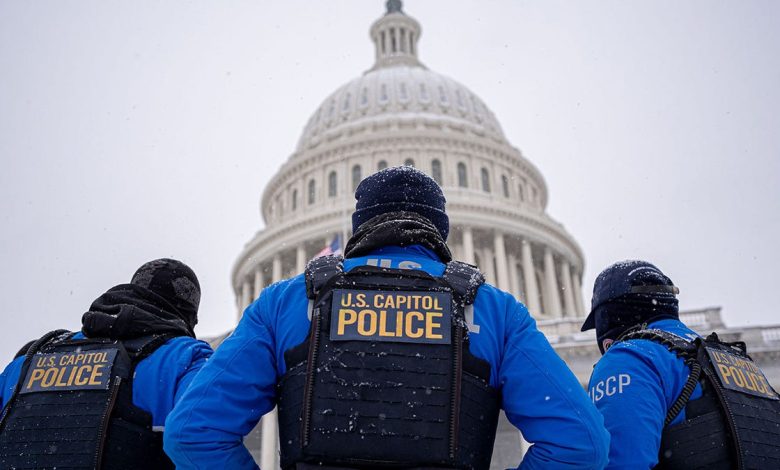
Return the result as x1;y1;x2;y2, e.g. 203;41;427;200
442;261;484;306
304;255;343;299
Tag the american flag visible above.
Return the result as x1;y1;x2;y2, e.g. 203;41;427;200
315;234;343;258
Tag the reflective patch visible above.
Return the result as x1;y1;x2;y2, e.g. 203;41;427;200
706;347;778;400
330;289;451;344
20;349;117;394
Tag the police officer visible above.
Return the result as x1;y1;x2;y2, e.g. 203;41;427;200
581;260;780;469
0;258;213;469
165;166;609;469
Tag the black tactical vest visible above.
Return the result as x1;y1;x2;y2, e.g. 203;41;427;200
0;330;175;470
617;329;780;470
277;255;501;470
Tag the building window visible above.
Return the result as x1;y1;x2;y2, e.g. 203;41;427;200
292;189;298;211
481;167;491;193
342;93;351;113
431;159;442;184
404;158;414;167
419;83;429;102
377;160;388;171
457;162;468;188
399;83;408;101
328;171;337;197
308;179;316;205
438;85;448;105
360;87;368;107
518;183;525;202
501;175;510;198
379;84;388;103
352;165;362;192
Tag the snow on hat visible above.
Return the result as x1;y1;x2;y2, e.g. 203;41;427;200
352;166;449;240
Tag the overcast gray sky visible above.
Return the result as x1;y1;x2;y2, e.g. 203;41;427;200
1;0;778;361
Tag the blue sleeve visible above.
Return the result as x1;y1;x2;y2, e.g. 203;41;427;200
587;341;671;469
495;299;610;470
0;357;24;409
132;336;214;428
164;291;278;470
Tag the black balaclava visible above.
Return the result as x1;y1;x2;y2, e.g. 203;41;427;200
581;260;679;354
82;258;201;339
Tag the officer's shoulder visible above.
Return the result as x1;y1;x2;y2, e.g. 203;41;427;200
262;273;306;297
153;336;213;360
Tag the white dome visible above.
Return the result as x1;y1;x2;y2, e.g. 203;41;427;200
296;66;506;152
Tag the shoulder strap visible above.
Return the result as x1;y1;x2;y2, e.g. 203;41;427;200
443;261;485;306
618;328;702;426
305;255;343;299
121;334;175;365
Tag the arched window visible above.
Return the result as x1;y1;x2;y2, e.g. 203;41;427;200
518;183;525;202
308;179;316;205
328;171;337;197
352;165;362;192
431;159;442;184
377;160;388;171
291;189;298;211
481;167;491;193
404;158;414;167
457;162;468;188
501;175;510;198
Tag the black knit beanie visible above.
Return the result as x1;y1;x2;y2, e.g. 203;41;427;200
352;166;449;240
131;258;201;327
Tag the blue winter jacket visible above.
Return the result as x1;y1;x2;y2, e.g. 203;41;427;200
587;318;703;469
165;245;610;469
0;332;213;429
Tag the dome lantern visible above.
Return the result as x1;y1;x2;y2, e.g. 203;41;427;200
369;0;422;70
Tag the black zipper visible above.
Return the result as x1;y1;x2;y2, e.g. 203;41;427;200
301;308;322;447
93;377;122;470
448;322;463;460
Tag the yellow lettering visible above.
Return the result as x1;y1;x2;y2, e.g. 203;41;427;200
75;365;91;386
75;353;85;365
432;296;441;311
717;364;733;385
420;295;431;311
36;357;46;367
357;309;377;336
384;295;395;309
405;311;424;338
337;309;357;335
341;293;352;307
40;368;58;388
66;366;78;386
396;295;407;309
356;293;367;308
729;366;746;388
373;294;384;308
378;310;395;337
47;357;56;367
395;311;403;337
26;368;45;389
54;366;69;387
88;364;104;385
425;312;443;339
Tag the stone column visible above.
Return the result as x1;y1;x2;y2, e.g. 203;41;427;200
239;281;252;320
261;255;283;470
543;248;563;318
254;269;264;300
481;247;496;286
296;244;307;273
521;240;541;315
507;253;521;301
560;260;576;318
493;231;510;291
572;271;586;316
462;227;475;265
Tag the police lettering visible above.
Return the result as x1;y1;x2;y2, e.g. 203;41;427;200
20;349;117;394
331;289;452;344
706;347;777;399
336;308;443;340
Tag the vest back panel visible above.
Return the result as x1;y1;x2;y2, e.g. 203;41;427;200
279;261;499;470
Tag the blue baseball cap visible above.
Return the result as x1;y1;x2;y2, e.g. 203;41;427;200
581;260;679;332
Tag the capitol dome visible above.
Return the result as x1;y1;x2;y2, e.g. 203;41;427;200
234;1;586;326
